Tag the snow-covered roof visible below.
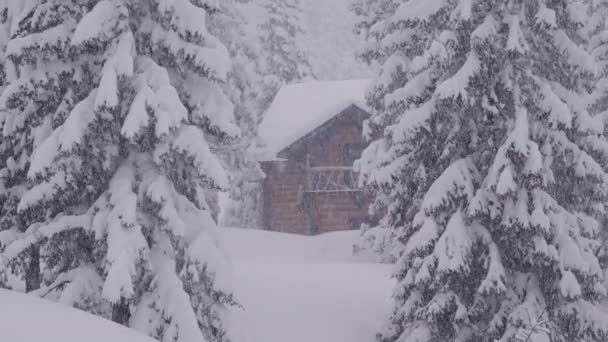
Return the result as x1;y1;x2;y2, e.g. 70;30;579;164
259;79;372;158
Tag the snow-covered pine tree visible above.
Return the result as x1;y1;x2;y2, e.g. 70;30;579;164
1;1;240;341
351;0;398;66
217;142;264;229
588;0;608;116
216;0;317;229
358;0;608;341
207;0;265;229
587;0;608;291
0;0;85;293
0;1;7;87
350;0;405;263
0;0;11;287
0;0;9;237
259;0;314;87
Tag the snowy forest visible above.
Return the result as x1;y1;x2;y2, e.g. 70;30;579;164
0;0;608;342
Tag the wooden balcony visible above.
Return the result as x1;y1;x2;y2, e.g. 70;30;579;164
304;166;361;193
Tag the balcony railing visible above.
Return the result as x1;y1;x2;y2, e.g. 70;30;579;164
305;166;361;193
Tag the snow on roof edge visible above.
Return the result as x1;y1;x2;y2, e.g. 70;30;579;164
278;100;369;154
259;79;372;158
260;101;369;160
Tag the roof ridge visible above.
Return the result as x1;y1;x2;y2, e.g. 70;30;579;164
259;79;372;159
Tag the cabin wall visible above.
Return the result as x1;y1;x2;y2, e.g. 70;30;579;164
261;106;374;235
261;159;310;234
306;192;371;234
306;120;364;167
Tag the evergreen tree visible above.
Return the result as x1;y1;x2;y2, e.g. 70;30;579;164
217;142;264;229
350;0;409;262
0;1;10;241
1;1;240;341
0;2;8;87
358;1;608;341
208;0;265;229
588;0;608;117
587;0;608;290
351;0;398;66
0;0;84;292
0;0;11;287
259;0;314;86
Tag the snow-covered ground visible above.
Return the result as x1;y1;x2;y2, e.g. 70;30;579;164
0;228;392;342
223;227;394;342
0;289;155;342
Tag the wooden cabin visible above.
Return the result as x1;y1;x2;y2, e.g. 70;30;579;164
258;79;374;235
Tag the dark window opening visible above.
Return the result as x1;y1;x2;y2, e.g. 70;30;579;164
343;143;366;164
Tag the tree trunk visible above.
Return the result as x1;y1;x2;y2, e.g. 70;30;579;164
25;245;41;292
112;297;131;326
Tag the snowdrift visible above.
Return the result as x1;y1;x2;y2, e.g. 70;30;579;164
222;227;378;263
223;227;394;342
0;289;155;342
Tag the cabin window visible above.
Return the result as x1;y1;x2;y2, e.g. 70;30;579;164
343;143;366;164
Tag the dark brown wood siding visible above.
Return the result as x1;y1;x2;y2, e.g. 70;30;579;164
261;105;374;235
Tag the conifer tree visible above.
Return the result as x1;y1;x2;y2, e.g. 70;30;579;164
350;0;410;262
357;1;608;341
1;1;240;341
351;0;398;66
0;0;10;286
587;0;608;288
209;0;265;229
0;0;84;292
588;0;608;117
0;1;10;238
259;0;314;86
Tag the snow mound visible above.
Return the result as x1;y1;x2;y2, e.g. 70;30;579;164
0;289;156;342
258;79;371;157
222;227;394;342
222;226;377;263
233;262;393;342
